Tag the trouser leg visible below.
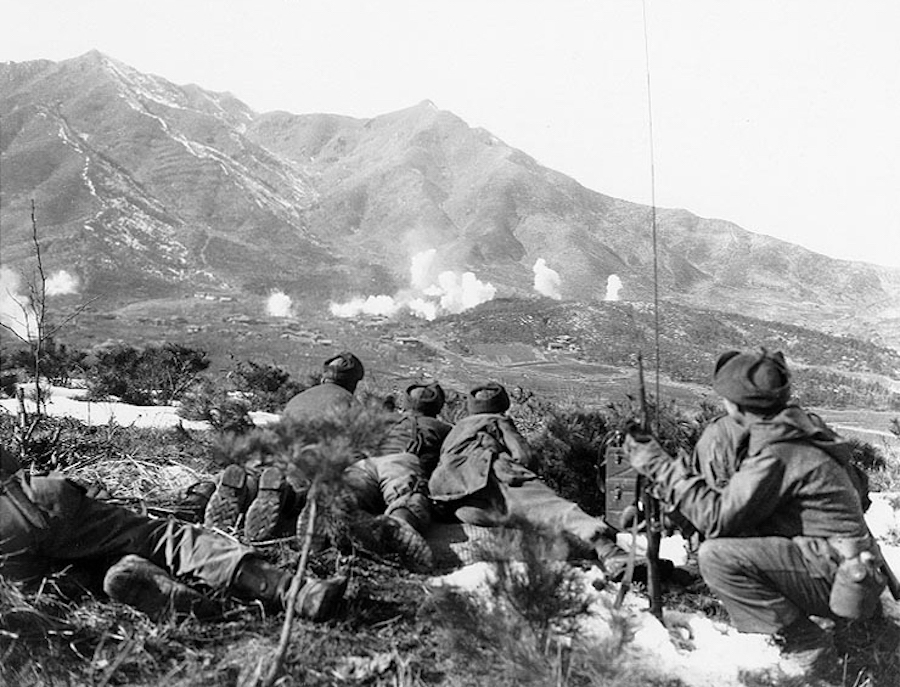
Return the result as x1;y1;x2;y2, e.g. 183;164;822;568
699;537;834;634
498;474;613;546
372;453;431;531
342;458;384;513
445;461;613;546
140;518;255;588
344;453;431;533
341;454;434;571
445;465;509;526
19;475;255;590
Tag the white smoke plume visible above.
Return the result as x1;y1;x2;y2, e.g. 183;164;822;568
433;270;497;313
45;270;79;295
410;249;437;291
0;266;36;339
407;297;438;321
330;249;496;321
330;295;402;318
604;274;623;301
266;290;294;318
1;267;79;339
532;258;562;300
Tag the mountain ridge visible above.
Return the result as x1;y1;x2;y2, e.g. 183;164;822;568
1;52;899;349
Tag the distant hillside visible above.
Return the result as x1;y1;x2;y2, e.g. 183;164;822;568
4;290;893;414
425;297;900;410
2;52;899;350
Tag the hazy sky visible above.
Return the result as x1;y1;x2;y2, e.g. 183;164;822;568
3;0;899;267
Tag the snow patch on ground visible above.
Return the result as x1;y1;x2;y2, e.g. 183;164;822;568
429;561;793;687
0;384;280;430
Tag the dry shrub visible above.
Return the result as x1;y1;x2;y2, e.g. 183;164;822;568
424;521;687;687
68;456;214;504
867;443;900;493
0;575;71;639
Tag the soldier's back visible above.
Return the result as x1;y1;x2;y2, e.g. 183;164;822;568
282;383;356;422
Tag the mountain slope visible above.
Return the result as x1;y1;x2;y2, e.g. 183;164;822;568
2;52;898;347
1;52;333;300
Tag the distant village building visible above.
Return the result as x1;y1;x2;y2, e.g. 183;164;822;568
194;292;236;302
547;334;578;351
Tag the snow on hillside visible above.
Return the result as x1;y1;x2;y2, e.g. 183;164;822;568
2;385;899;686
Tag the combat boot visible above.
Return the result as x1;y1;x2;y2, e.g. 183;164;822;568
245;466;289;543
103;555;224;622
204;464;252;532
230;556;346;622
371;509;434;573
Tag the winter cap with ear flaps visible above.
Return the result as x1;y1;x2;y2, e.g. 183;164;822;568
405;382;445;415
712;348;791;413
322;351;364;385
467;382;510;415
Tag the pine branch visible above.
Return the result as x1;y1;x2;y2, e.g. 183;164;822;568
259;480;320;687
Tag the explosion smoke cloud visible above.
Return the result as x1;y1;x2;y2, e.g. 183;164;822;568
330;295;401;318
330;249;496;321
0;266;33;339
604;274;622;301
532;258;562;300
46;270;79;295
410;249;436;291
266;290;293;318
1;266;80;339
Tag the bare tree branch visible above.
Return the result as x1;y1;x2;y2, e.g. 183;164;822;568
6;200;100;449
43;297;99;340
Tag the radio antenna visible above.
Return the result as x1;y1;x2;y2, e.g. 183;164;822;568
642;0;661;430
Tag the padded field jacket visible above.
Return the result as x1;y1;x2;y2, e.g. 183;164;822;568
378;412;452;476
282;382;357;421
428;413;534;502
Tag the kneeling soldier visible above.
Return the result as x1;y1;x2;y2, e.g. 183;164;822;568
624;349;893;674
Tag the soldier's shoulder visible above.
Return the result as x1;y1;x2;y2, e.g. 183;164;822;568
697;413;746;446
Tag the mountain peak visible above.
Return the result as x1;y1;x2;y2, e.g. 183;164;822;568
76;48;109;61
68;49;128;72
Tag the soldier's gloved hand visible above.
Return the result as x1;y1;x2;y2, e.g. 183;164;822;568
622;431;663;477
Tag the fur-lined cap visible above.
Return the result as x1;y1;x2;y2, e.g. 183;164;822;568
405;382;445;416
712;348;791;413
467;382;510;415
322;351;364;388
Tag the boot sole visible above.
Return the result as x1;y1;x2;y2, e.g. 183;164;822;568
204;465;248;531
245;467;285;543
